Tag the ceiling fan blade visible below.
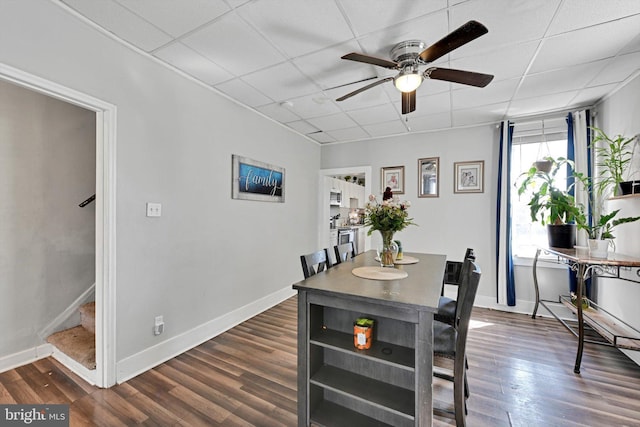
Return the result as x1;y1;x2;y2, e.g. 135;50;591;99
425;67;494;87
401;91;416;114
336;77;393;101
418;20;488;63
325;76;378;91
341;52;398;69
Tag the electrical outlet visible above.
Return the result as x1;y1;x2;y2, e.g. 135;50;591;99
154;315;164;336
146;202;162;217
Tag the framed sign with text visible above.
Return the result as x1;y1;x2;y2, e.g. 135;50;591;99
232;155;285;202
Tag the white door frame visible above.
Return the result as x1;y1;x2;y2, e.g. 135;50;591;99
0;63;117;387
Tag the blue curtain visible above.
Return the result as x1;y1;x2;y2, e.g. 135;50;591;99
496;121;516;305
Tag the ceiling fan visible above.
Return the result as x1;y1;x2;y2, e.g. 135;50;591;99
336;20;494;114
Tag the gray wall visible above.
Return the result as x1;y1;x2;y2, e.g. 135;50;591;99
0;0;319;375
0;79;96;355
593;72;640;363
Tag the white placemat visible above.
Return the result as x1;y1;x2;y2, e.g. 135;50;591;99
374;255;420;265
352;266;408;281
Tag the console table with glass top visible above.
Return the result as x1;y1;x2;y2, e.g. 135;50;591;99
532;246;640;373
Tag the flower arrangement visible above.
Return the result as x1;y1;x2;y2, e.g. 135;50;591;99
364;194;415;235
364;194;416;266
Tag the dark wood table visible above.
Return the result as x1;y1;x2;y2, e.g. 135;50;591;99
532;246;640;373
292;250;446;427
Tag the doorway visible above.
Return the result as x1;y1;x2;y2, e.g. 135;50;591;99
0;63;116;387
319;166;372;254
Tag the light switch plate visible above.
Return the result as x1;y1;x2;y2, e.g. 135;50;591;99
146;202;162;217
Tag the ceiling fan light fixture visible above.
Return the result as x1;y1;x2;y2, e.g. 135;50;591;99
394;71;423;93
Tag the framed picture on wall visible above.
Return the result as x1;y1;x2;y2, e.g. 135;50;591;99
232;155;285;202
418;157;439;198
454;160;484;193
381;165;405;194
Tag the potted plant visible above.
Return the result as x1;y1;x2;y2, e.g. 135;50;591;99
591;126;639;196
516;156;581;248
572;171;640;257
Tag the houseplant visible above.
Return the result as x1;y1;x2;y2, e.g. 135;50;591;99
591;126;639;196
516;156;581;248
572;171;640;257
364;194;415;266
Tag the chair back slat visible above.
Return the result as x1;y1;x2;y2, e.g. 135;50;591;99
300;248;332;279
333;242;355;265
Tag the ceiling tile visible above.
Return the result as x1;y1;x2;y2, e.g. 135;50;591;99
57;0;640;144
516;61;607;100
410;91;451;116
404;112;452;132
307;132;336;143
327;82;392;111
114;0;230;38
547;0;640;35
284;93;342;119
347;103;400;126
356;12;449;59
449;40;539;82
451;78;519;110
325;127;370;141
452;102;508;127
214;78;272;107
530;16;640;74
237;0;353;58
181;12;284;75
307;113;358;132
154;42;233;85
293;41;381;90
590;51;640;86
569;83;619;106
62;0;172;51
338;0;447;37
363;119;408;138
256;102;302;123
449;0;562;58
507;91;579;116
242;62;319;102
285;120;320;134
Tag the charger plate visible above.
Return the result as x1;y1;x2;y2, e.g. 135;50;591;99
352;266;408;281
374;255;420;265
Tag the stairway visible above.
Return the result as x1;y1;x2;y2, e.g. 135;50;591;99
46;301;96;370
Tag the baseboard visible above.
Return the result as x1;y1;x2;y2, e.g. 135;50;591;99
38;284;95;340
0;344;52;374
116;286;296;384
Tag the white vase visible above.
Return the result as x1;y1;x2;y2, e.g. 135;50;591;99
588;239;610;258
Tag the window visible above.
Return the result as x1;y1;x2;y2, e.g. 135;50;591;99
511;118;568;258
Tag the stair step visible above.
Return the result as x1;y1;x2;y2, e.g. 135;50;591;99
47;325;96;370
79;301;95;334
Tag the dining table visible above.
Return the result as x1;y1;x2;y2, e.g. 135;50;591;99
292;249;446;427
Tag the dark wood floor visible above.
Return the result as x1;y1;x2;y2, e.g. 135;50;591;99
2;297;640;426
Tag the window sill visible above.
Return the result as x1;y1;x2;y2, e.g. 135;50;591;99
513;255;568;269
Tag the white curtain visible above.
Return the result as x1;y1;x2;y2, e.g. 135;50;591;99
572;110;591;247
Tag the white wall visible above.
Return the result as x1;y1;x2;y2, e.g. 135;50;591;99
593;72;640;363
322;125;501;304
0;79;96;355
0;0;319;380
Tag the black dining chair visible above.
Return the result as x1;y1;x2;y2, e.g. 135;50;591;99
333;242;356;265
300;248;332;279
433;258;481;427
436;248;475;326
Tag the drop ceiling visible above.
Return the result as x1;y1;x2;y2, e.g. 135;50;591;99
59;0;640;144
